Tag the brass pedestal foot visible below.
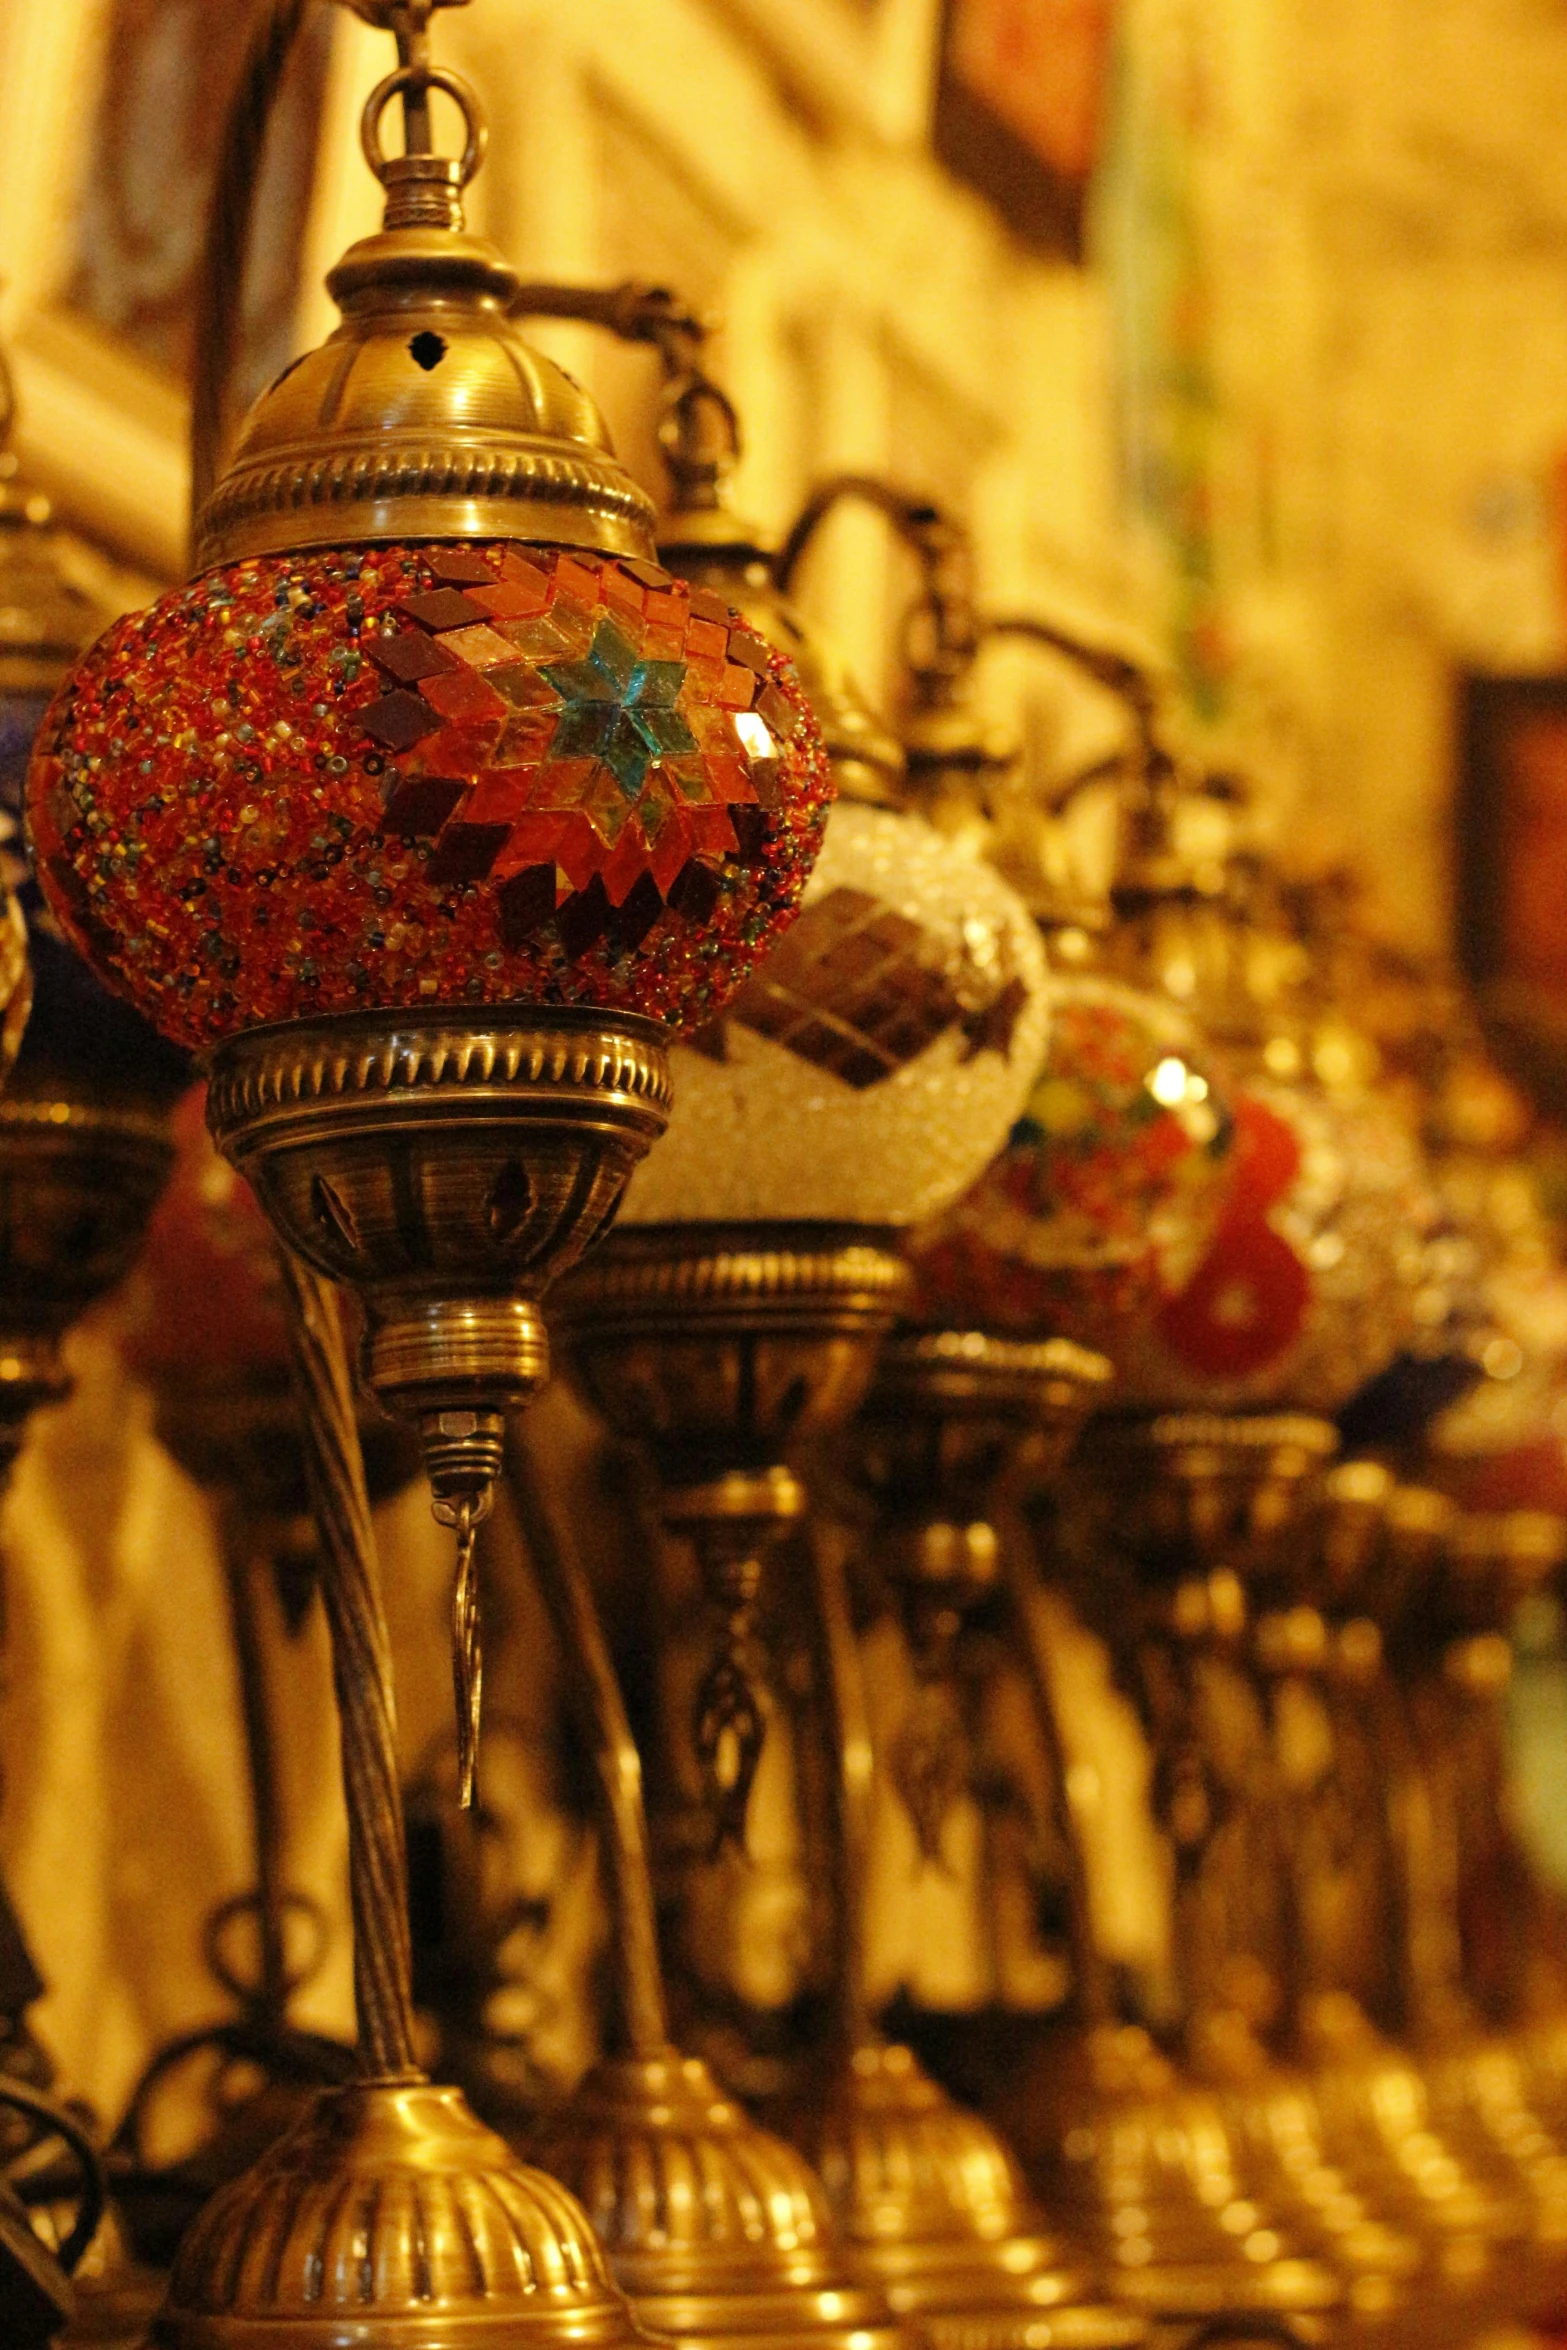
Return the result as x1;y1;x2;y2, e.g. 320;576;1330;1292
150;2078;645;2350
998;2025;1343;2329
789;2039;1148;2349
533;2052;907;2350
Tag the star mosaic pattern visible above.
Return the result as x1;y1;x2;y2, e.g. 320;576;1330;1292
695;885;1029;1089
26;542;834;1049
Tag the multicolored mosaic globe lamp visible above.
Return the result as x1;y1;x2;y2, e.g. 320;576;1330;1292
23;5;834;2346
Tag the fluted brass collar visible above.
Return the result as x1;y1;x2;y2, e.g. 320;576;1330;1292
196;69;654;569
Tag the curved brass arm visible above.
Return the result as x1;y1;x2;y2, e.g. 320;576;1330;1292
510;279;708;355
983;612;1164;773
775;474;958;597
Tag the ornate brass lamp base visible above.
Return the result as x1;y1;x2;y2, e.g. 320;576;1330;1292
554;1220;910;1840
150;2078;644;2350
0;1096;173;1471
1296;2030;1512;2284
208;1007;670;1799
207;1009;672;1519
531;2051;907;2350
786;2040;1147;2348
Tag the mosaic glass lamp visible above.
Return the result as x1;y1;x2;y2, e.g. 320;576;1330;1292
25;15;833;1699
20;9;833;2348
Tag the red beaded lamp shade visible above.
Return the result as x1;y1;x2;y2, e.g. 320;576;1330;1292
29;540;828;1051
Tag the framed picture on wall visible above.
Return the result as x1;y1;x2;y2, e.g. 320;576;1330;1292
934;0;1117;259
1456;670;1567;1115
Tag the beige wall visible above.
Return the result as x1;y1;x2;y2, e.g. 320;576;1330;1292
1103;0;1567;949
2;0;1566;2117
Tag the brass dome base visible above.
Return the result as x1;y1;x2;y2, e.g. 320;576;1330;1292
1223;2065;1428;2291
784;2042;1148;2350
528;2051;906;2350
1417;2033;1567;2251
150;2077;644;2349
1298;2016;1529;2270
998;2027;1344;2328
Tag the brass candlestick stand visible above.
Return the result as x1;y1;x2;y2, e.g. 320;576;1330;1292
148;1257;651;2350
1068;1427;1525;2297
996;1412;1349;2330
847;1328;1111;2028
555;1236;1149;2348
496;1431;906;2350
786;1519;1146;2350
1161;1456;1521;2309
555;1222;910;1850
111;1336;423;2262
1268;1484;1538;2277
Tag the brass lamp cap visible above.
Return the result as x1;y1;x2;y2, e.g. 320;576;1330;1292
196;71;656;571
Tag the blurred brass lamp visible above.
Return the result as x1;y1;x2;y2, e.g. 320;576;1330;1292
558;1277;1155;2350
774;1507;1147;2350
1188;1457;1499;2298
544;361;1150;2346
846;1326;1111;1938
1372;1502;1567;2241
485;1435;908;2350
19;2;850;2344
0;345;183;1477
545;339;1052;1848
983;1413;1348;2329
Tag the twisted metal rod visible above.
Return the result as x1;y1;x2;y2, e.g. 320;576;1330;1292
277;1249;417;2077
505;1430;670;2061
447;1501;484;1810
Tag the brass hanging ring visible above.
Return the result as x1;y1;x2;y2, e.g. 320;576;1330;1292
360;62;487;185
